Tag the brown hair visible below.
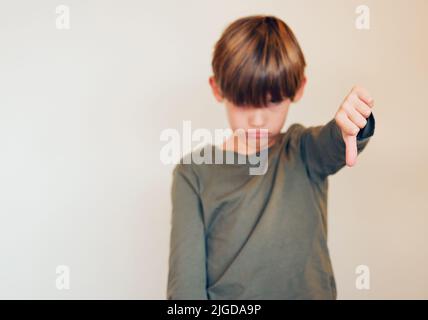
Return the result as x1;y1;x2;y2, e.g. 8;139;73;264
211;15;306;108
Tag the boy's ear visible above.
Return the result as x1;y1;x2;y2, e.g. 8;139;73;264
293;76;307;102
209;76;224;103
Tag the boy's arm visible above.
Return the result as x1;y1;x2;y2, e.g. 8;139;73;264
300;112;375;180
167;164;208;300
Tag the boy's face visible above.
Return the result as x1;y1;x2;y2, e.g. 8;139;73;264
223;97;291;149
209;76;306;150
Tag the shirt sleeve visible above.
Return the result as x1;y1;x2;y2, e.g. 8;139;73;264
167;163;208;300
299;112;376;180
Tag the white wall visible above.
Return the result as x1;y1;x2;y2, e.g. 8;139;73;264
0;0;426;299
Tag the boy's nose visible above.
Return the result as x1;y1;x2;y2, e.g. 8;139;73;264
249;109;266;127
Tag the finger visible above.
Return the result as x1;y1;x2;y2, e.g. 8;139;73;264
344;134;357;167
336;110;360;136
344;104;368;129
353;97;373;118
352;86;374;107
336;111;359;166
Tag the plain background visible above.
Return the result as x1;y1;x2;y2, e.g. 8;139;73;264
0;0;427;299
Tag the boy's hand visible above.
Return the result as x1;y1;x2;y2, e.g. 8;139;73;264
334;86;374;167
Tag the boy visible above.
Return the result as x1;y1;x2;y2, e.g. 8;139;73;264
167;15;375;299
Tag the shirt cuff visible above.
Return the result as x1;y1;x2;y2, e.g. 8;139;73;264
356;112;376;141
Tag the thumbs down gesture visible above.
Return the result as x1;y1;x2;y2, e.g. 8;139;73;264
334;86;375;167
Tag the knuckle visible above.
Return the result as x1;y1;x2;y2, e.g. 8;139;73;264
342;101;352;111
352;127;359;135
347;128;355;136
348;93;358;102
335;111;344;124
337;113;347;128
359;118;368;128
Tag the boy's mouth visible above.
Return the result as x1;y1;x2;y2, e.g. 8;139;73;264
246;130;270;139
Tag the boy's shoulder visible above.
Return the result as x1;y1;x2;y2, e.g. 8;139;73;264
172;145;211;180
281;122;307;153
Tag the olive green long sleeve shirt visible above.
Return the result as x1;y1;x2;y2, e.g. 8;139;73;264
167;113;375;300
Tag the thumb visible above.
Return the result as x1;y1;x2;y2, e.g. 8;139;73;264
343;133;357;167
